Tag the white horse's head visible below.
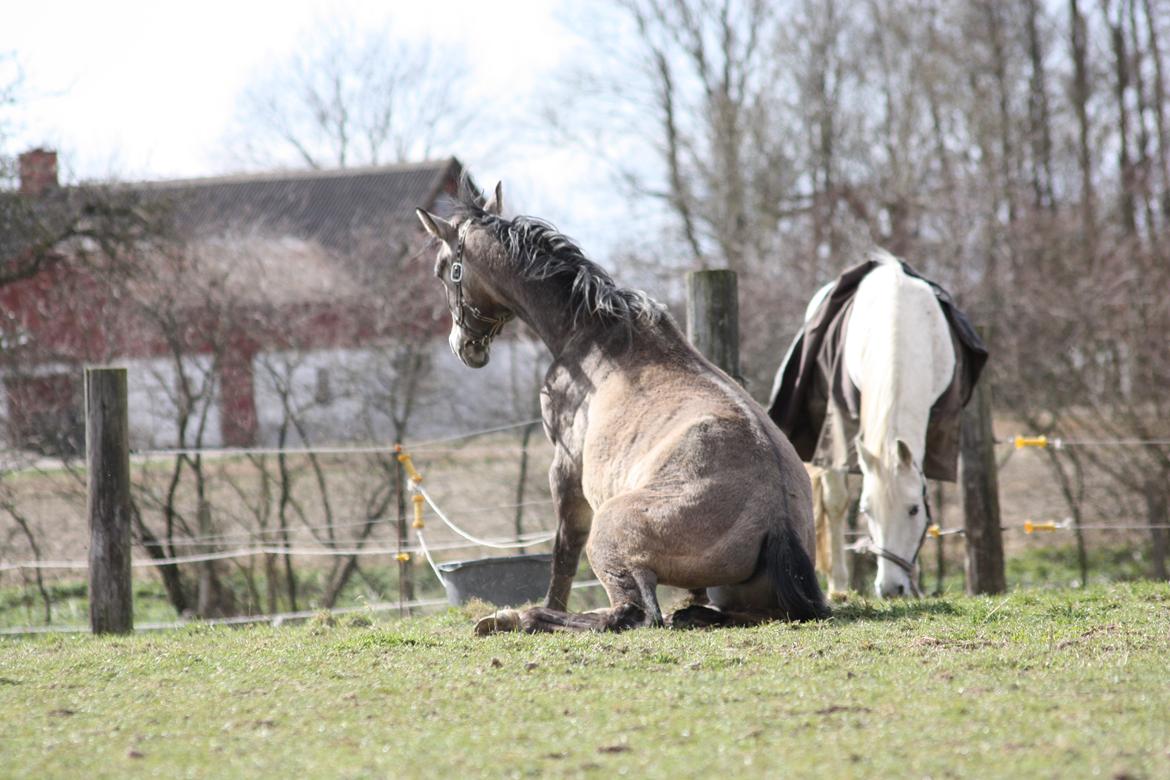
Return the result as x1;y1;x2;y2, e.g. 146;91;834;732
857;438;930;598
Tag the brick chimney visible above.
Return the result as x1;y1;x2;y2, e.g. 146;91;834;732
18;148;59;196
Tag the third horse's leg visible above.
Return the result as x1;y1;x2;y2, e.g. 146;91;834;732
821;468;852;596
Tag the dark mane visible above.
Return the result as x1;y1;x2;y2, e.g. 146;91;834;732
451;185;661;329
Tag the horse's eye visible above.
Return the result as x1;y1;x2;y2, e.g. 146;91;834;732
909;504;920;517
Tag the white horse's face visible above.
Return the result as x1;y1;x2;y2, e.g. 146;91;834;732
858;440;930;598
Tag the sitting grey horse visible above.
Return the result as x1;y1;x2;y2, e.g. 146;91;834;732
416;182;828;633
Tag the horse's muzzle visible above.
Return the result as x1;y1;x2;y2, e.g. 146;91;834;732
452;329;490;368
460;345;490;368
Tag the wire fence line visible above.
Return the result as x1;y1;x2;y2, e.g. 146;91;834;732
0;530;560;573
1001;434;1170;450
126;417;545;461
1;415;554;568
0;418;551;479
0;595;453;636
0;419;563;635
5;419;1168;632
843;519;1170;540
0;578;608;638
125;498;557;549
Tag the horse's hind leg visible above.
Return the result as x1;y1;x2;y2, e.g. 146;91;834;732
667;604;772;629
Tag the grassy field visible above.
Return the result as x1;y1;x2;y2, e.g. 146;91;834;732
0;539;1147;632
1;582;1167;779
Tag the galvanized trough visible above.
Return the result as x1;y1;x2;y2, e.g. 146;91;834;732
437;553;553;607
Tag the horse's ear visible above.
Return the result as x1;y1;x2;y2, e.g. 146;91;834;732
895;439;914;469
484;181;503;215
416;208;458;245
856;439;879;473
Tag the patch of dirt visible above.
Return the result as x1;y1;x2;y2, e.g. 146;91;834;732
814;705;873;716
911;635;1003;650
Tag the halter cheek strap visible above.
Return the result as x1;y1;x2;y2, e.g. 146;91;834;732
448;225;513;350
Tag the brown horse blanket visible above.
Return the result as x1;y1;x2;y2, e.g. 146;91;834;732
767;258;988;482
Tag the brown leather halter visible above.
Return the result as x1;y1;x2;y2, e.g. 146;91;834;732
447;225;514;351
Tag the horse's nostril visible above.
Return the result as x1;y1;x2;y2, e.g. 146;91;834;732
896;584;906;596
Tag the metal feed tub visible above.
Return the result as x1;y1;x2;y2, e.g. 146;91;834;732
437;553;553;607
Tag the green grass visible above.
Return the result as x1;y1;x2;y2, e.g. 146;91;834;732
1;583;1168;779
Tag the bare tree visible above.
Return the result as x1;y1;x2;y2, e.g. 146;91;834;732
227;18;474;169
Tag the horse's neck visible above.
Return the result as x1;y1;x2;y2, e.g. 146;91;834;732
501;271;663;374
846;265;954;462
499;274;580;358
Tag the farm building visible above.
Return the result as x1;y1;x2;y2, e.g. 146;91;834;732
0;149;544;454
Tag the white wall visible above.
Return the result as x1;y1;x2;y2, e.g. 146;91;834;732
251;336;548;447
122;355;222;449
2;337;549;453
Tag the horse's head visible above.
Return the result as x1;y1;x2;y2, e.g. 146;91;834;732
415;183;514;368
857;438;931;598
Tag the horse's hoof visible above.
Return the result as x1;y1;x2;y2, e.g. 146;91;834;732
829;591;850;603
474;609;521;636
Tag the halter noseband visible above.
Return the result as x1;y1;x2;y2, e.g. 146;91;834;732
448;225;513;351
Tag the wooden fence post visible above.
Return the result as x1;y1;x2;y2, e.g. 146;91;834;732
686;269;741;383
959;368;1006;595
86;367;133;634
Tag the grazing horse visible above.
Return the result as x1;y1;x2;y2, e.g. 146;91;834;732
768;252;987;598
416;183;828;633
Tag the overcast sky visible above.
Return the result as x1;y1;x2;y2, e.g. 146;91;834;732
2;0;628;254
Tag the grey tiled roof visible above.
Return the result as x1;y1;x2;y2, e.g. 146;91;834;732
139;158;463;250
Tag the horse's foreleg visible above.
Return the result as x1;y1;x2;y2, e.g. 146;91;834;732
475;569;661;635
820;468;852;597
475;601;651;635
545;452;592;612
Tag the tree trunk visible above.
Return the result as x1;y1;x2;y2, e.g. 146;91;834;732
1070;0;1098;259
513;421;539;553
1025;0;1056;210
1107;0;1138;236
134;506;191;615
396;454;414;612
1141;0;1170;224
985;1;1019;234
1147;478;1169;580
1127;0;1159;244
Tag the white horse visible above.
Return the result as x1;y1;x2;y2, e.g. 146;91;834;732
785;252;961;598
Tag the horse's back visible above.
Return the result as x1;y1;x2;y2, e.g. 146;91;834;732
845;261;956;409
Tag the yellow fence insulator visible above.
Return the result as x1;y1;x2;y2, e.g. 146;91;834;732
412;494;426;529
395;552;411;563
397;452;424;484
927;525;941;539
1024;520;1058;534
1014;435;1049;449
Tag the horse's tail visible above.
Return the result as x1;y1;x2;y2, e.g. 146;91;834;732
766;526;831;621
